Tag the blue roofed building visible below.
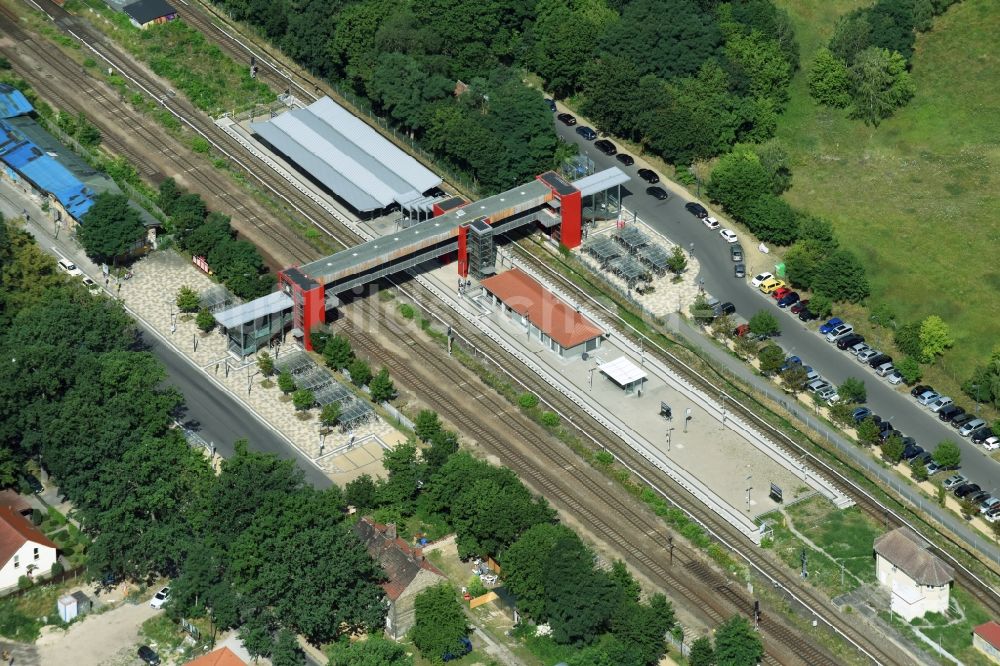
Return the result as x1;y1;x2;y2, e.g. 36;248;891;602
0;84;33;119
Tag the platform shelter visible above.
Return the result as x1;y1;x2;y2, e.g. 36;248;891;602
599;357;647;395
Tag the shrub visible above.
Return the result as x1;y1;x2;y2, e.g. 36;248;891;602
399;304;416;320
30;509;42;526
348;358;372;387
17;576;31;590
195;308;216;332
320;402;340;427
51;562;64;576
895;357;922;385
175;285;200;313
748;311;780;338
808;294;833;320
256;351;274;377
838;377;867;403
518;393;539;409
277;371;295;394
540;412;560;427
292;389;315;411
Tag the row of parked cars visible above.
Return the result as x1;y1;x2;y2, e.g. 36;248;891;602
555;110;671;200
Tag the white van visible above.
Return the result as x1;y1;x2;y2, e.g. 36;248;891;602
57;258;84;277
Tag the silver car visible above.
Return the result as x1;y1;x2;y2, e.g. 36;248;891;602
916;390;940;406
943;474;966;490
857;348;880;363
960;418;987;437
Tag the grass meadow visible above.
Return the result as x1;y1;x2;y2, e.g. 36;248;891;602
774;0;1000;392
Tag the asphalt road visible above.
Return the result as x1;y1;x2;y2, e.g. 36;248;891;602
554;118;1000;496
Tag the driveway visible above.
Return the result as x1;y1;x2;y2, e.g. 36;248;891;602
35;601;158;666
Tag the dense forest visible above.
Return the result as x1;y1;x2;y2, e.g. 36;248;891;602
213;0;797;191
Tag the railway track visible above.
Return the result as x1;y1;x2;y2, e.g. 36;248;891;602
0;4;318;265
341;301;842;666
10;0;997;658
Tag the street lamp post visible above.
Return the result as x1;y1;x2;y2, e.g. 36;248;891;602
746;465;753;513
721;392;728;430
666;427;674;452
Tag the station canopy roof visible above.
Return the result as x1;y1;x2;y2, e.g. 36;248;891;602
599;356;646;387
215;290;292;328
251;97;441;212
574;166;629;197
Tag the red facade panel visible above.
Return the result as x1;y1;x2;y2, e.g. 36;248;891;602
559;190;582;249
456;225;469;278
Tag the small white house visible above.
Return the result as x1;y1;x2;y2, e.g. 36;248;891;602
0;506;58;590
874;527;953;621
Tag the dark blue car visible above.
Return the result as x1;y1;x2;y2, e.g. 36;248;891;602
819;317;844;334
851;407;872;423
779;355;801;373
443;637;473;662
777;292;800;308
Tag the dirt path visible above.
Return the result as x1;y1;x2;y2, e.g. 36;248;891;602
35;602;158;666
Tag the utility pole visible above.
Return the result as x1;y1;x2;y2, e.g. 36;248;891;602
667;534;674;566
721;392;727;430
800;548;808;578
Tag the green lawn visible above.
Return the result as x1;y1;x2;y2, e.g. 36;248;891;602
880;587;994;665
775;0;1000;387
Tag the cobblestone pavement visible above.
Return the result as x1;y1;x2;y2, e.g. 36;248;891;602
117;251;401;482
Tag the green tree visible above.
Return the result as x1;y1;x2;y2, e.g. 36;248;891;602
0;448;19;489
857;416;880;446
323;334;353;370
882;433;905;464
545;533;617;646
918;315;953;363
896;357;922;385
344;474;378;511
744;194;799;245
175;285;201;313
829;10;873;64
869;303;897;329
501;523;578;621
292;389;315;411
783;239;827;290
348;358;372;387
326;634;413;666
808;48;851;107
78;193;146;263
195;308;216;333
157;177;182;214
277;371;295;395
753;140;793;194
271;628;306;666
838;377;867;403
830;400;859;427
706;149;772;221
320;402;340;428
689;636;715;666
813;250;870;302
849;47;915;126
894;322;923;358
808;294;833;320
757;345;785;375
667;245;688;274
748;311;780;338
960;497;977;519
713;616;763;666
690;294;716;325
910;458;928;482
797;215;838;253
610;592;675;665
378;442;424;512
425;429;459;474
257;351;274;378
411;584;468;661
608;560;640;604
933;440;961;469
369;366;395;403
414;410;442;443
724;30;791;103
781;365;809;392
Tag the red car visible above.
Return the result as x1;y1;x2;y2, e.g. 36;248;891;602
771;287;791;301
733;323;751;337
790;299;810;314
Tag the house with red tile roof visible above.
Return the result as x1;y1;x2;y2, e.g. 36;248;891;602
353;517;447;639
184;646;247;666
973;621;1000;664
0;505;57;590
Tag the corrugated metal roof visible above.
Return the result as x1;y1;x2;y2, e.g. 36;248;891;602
574;166;629;197
215;290;291;328
250;96;441;212
0;120;95;219
599;357;647;386
0;85;33;119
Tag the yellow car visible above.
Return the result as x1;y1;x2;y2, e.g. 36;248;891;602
759;278;786;294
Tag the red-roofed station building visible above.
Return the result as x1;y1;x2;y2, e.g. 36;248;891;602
0;505;57;589
974;621;1000;664
480;268;604;358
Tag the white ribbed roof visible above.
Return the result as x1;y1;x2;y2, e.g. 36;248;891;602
574;166;630;197
251;97;441;212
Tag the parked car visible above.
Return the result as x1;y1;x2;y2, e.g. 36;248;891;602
959;418;987;437
955;483;982;499
646;186;668;200
817;386;839;403
951;413;976;429
23;473;43;494
981;497;1000;514
576;126;597;140
969;491;991;506
806;379;830;394
780;356;802;373
720;229;738;243
704;216;721;230
639;168;660;184
911;385;933;398
771;287;792;301
790;300;810;314
138;646;161;666
594;139;617;155
825;324;854;342
902;442;924;460
733;323;751;337
857;348;880;364
877;420;895;436
915;390;940;406
926;460;943;476
983;436;1000;451
751;272;773;288
942;474;967;490
57;258;84;277
914;452;933;467
836;333;865;351
867;353;892;369
848;341;869;356
150;586;170;609
717;302;736;316
804;367;819;381
886;370;904;385
759;278;785;294
851;407;872;423
875;362;895;377
545;98;557;112
797;308;817;322
616;153;635;166
557;112;576;125
928;396;954;413
734;263;746;279
819;318;844;334
730;244;743;262
82;276;100;291
777;292;800;309
971;427;994;444
938;405;965;422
